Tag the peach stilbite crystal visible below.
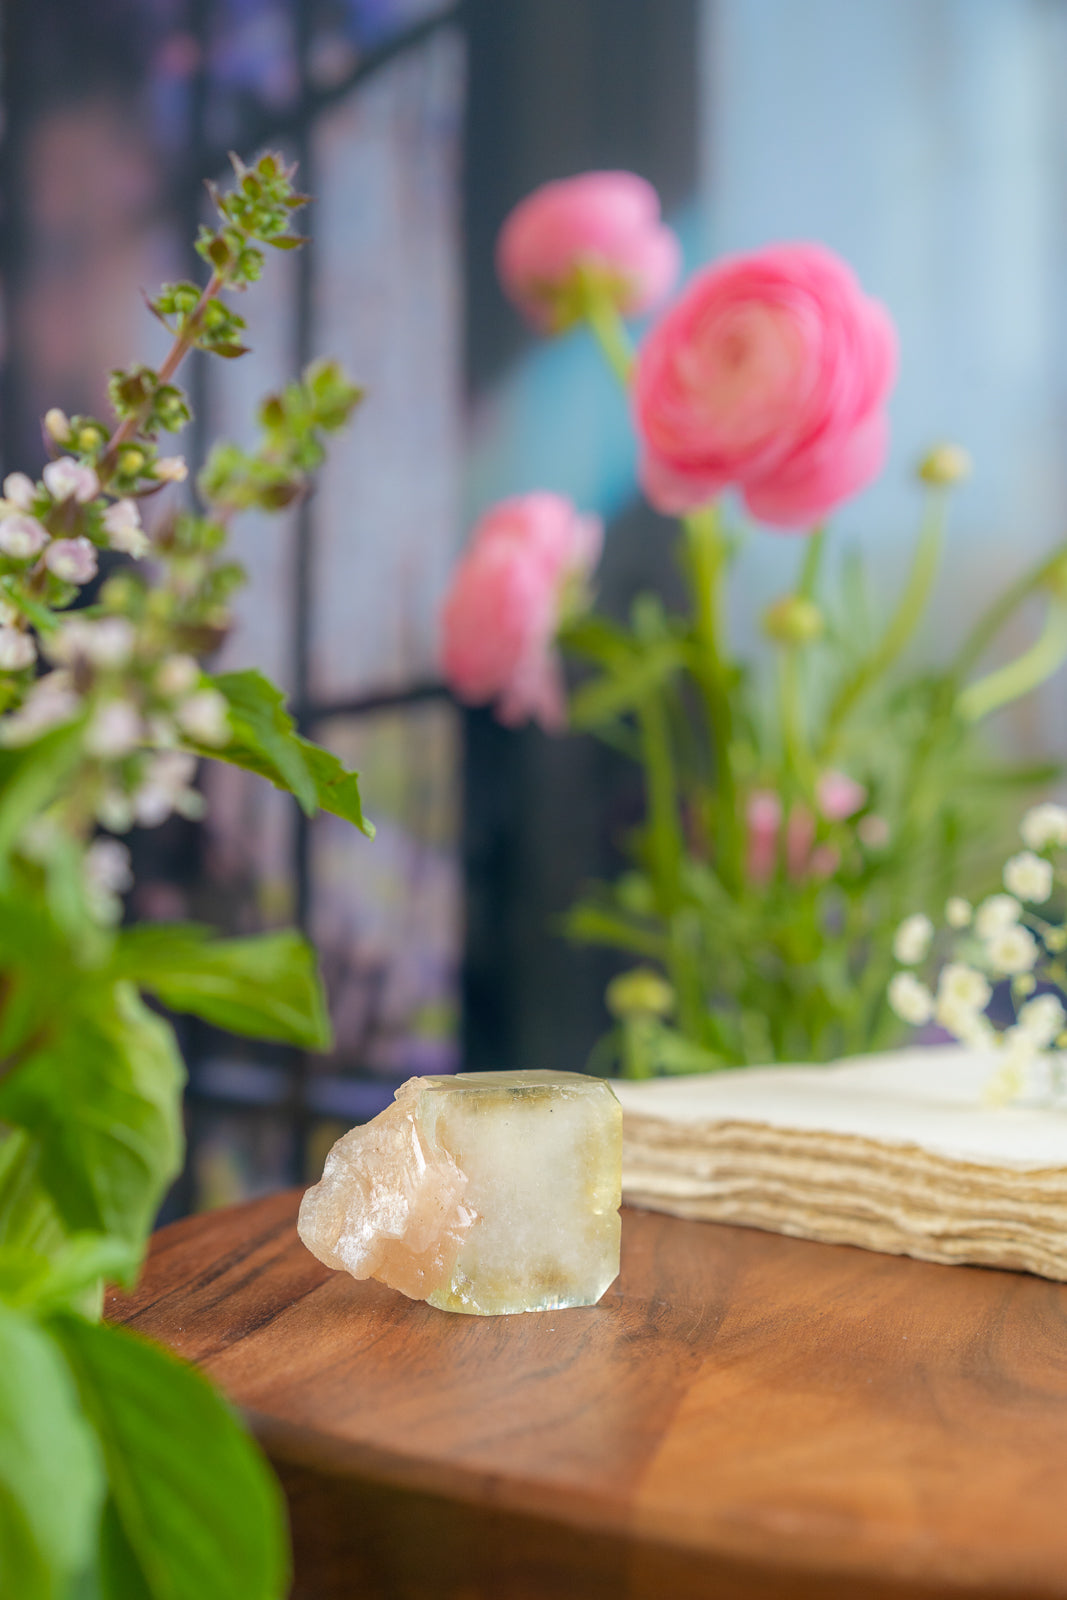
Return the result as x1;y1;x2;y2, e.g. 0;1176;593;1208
298;1070;623;1316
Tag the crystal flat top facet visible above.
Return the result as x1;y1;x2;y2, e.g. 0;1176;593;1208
298;1070;622;1316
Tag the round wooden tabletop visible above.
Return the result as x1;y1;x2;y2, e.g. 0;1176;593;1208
108;1189;1067;1600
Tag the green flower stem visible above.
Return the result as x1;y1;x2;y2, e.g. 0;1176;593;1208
100;271;224;471
798;525;826;599
951;539;1067;682
683;505;741;891
581;292;635;386
957;598;1067;722
638;694;683;916
820;488;947;760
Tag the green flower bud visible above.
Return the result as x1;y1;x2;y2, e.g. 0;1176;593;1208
917;443;972;487
762;595;825;646
44;408;71;444
118;448;146;477
606;967;676;1020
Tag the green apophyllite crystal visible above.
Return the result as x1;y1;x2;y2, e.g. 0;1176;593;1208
298;1070;622;1316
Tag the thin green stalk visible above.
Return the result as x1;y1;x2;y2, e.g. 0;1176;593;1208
638;695;684;916
583;294;634;386
797;525;826;599
820;488;947;760
951;539;1067;682
957;599;1067;722
778;646;813;794
682;505;742;891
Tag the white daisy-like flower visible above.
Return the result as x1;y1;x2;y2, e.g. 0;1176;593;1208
936;992;997;1049
974;893;1021;940
1015;993;1065;1047
1003;851;1054;904
1020;802;1067;852
945;897;972;929
985;923;1039;977
888;971;934;1026
43;457;99;504
893;913;934;966
936;962;992;1014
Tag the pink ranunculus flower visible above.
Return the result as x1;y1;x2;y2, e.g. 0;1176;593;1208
496;172;681;333
816;770;867;822
745;790;782;885
440;494;603;731
634;242;897;529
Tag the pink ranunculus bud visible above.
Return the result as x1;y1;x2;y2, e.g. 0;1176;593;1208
45;537;98;585
745;790;782;885
496;172;681;333
808;844;840;880
43;456;99;504
816;770;867;822
634;243;897;529
785;803;816;881
440;493;603;731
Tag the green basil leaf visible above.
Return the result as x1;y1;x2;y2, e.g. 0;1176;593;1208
0;1233;140;1313
0;1305;104;1600
53;1318;289;1600
0;722;85;882
114;923;331;1049
199;669;373;835
0;985;184;1248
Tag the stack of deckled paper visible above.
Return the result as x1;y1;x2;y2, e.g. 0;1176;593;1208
612;1047;1067;1280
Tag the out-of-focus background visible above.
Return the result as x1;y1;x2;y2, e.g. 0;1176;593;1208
4;0;1067;1212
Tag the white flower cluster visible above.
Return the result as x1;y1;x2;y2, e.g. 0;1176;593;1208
886;801;1067;1105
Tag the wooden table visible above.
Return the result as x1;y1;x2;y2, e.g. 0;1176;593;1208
108;1190;1067;1600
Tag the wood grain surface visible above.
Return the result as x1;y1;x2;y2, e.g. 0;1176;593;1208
108;1190;1067;1600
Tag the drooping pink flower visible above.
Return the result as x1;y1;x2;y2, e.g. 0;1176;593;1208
440;494;602;731
745;790;782;885
634;243;897;529
816;770;867;822
496;172;681;332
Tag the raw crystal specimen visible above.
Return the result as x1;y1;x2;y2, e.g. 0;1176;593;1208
298;1070;622;1315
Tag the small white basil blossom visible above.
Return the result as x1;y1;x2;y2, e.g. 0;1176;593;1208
154;456;188;484
1;672;81;745
945;897;972;929
888;971;934;1026
84;837;134;896
49;616;135;669
1016;993;1065;1047
85;700;143;759
175;688;229;747
1003;850;1054;904
133;750;200;827
146;713;178;748
95;790;134;833
102;498;150;558
1020;802;1067;852
155;653;200;699
45;537;98;584
974;893;1021;940
985;924;1039;977
0;513;48;559
43;456;99;504
892;913;933;966
0;628;36;671
2;472;36;510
